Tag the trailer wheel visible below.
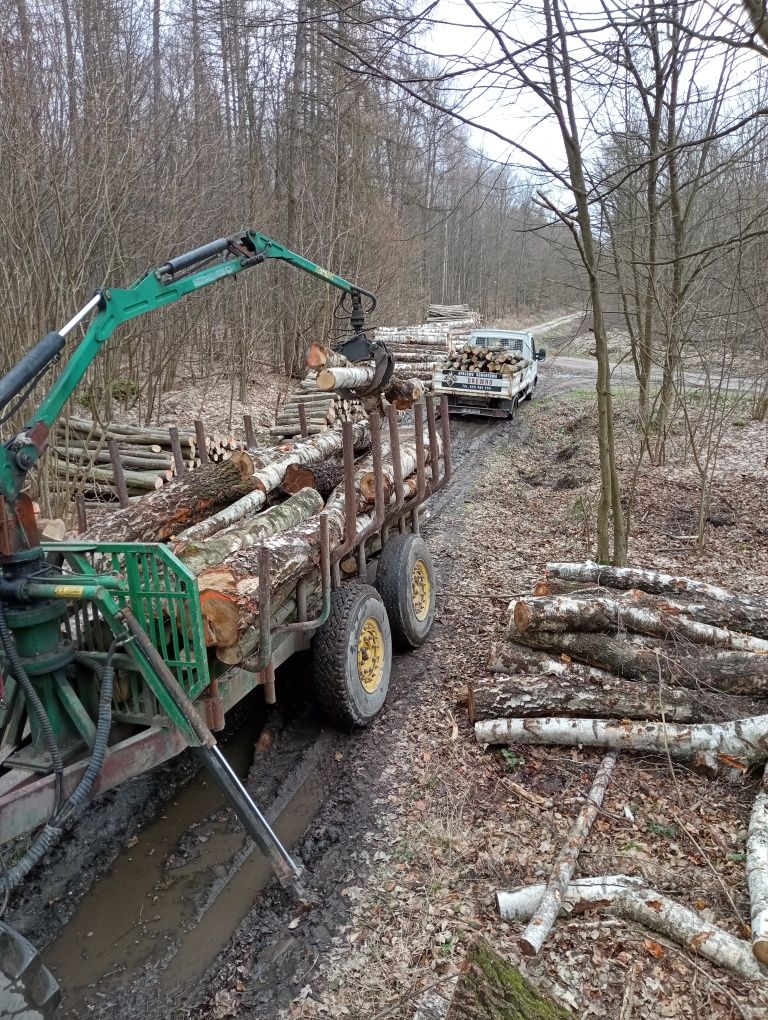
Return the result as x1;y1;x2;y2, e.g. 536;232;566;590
0;922;60;1019
375;533;436;650
313;584;392;727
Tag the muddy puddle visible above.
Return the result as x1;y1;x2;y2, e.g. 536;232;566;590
43;710;328;1015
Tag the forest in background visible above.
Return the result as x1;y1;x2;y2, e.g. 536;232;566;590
0;0;579;423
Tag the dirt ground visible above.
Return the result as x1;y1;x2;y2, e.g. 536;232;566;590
177;376;768;1020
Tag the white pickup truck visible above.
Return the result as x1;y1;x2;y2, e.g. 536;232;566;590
432;329;546;418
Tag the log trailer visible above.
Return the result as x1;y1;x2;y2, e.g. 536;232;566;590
0;231;450;1013
432;328;546;418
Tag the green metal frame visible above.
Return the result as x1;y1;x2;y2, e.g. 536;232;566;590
0;229;373;503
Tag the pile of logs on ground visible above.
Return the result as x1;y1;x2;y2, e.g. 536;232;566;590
468;560;768;983
374;320;476;383
425;302;473;322
270;375;365;439
53;416;241;498
72;366;440;669
445;342;532;376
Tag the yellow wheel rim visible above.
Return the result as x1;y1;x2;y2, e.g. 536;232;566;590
358;616;386;693
411;560;431;622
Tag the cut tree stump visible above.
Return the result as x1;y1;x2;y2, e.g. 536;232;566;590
444;938;573;1020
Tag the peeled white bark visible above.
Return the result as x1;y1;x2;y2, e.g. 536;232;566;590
475;715;768;766
519;751;618;956
748;772;768;964
501;878;768;983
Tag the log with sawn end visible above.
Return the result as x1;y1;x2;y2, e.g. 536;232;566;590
77;457;256;543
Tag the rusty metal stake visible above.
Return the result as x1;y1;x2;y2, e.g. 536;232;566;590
108;439;130;508
169;426;186;476
195;419;209;464
243;414;256;448
298;403;309;438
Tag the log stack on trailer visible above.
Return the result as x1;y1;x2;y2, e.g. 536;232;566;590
467;560;768;979
373;313;477;385
445;342;533;378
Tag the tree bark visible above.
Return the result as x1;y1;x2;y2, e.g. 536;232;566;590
77;459;256;543
444;938;574;1020
511;595;768;654
508;630;768;693
176;423;370;542
498;877;767;983
384;376;425;409
475;715;768;767
519;751;618;956
172;487;324;575
468;673;760;724
316;366;377;391
282;459;344;499
748;769;768;965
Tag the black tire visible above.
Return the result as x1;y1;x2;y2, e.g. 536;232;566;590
312;584;392;727
375;533;436;650
524;377;537;401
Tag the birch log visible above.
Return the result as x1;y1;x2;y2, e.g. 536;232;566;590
498;877;768;983
467;673;760;724
748;770;768;964
316;366;377;391
508;630;768;694
305;343;350;370
77;459;256;543
511;595;768;654
475;715;768;766
519;752;618;956
176;423;370;542
547;560;768;611
171;487;325;575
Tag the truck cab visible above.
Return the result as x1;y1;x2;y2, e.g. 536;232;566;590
433;329;545;418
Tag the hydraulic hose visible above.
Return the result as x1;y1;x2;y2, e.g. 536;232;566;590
0;601;64;811
1;642;116;896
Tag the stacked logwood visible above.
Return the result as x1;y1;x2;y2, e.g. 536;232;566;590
470;560;768;975
79;387;444;668
53;416;240;497
426;302;473;322
374;320;476;383
270;371;366;439
445;342;531;377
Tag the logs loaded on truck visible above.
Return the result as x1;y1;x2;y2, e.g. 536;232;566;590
433;329;546;418
0;227;454;1005
467;560;768;983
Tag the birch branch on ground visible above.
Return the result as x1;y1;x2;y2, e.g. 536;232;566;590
748;769;768;964
498;876;768;983
475;715;768;766
519;752;618;956
511;595;768;655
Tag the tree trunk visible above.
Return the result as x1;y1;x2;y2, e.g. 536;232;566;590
384;376;425;409
748;769;768;964
519;751;618;956
316;366;377;391
511;595;768;654
445;938;574;1020
508;630;768;694
172;487;324;575
468;673;760;724
282;459;344;499
475;715;768;767
497;878;766;984
176;423;370;542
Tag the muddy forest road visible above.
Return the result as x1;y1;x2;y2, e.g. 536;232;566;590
7;345;588;1020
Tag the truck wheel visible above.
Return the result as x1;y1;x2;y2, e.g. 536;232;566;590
375;533;436;650
524;378;537;401
313;584;392;727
